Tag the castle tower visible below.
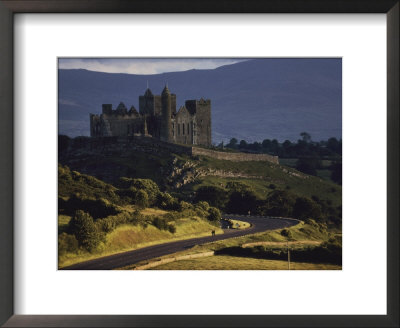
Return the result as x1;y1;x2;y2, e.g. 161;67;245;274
160;85;172;142
143;115;148;135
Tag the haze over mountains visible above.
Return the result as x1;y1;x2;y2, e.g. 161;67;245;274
58;58;341;143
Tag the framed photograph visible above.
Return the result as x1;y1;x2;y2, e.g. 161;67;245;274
0;0;398;327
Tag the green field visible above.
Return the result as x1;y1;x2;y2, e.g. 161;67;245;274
122;220;341;270
181;156;341;207
150;255;341;270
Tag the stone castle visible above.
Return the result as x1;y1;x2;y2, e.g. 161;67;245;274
90;85;211;147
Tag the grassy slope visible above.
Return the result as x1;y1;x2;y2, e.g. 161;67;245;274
60;150;172;186
58;211;223;268
58;149;342;269
279;158;335;183
151;255;341;270
229;219;251;229
58;164;118;200
122;221;341;270
182;156;341;207
60;149;341;208
58;165;226;267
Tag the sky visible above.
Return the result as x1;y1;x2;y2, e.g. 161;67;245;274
58;58;247;75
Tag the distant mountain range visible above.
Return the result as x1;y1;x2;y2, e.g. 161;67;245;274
58;58;342;143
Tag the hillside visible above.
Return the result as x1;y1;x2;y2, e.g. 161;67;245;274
58;58;342;143
59;136;342;226
58;164;223;268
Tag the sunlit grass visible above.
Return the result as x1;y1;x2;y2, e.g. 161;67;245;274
229;219;251;229
58;217;223;268
150;255;341;270
140;208;168;216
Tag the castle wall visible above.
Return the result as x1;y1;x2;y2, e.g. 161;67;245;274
170;94;176;114
63;136;278;165
101;114;144;136
154;96;162;115
191;147;279;164
160;90;172;142
174;107;194;145
139;96;154;115
185;100;211;147
91;88;211;147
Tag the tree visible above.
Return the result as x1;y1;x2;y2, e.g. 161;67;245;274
58;135;70;153
196;201;210;212
207;207;221;221
293;197;322;221
262;190;295;217
134;190;149;208
249;141;262;152
226;188;258;215
262;139;272;151
157;192;178;210
226;138;238;149
327;137;342;155
117;178;160;206
68;210;102;252
195;186;228;209
296;156;321;176
58;232;79;254
300;132;312;143
239;140;248;149
331;161;342;185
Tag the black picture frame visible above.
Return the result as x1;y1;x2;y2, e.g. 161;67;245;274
0;1;398;327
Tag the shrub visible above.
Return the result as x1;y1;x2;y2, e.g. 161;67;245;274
196;201;210;211
68;210;103;252
157;192;179;210
225;188;258;215
207;207;221;222
168;224;177;234
152;217;168;230
281;228;293;239
134;190;149;208
296;157;321;176
260;190;295;217
64;194;120;219
179;201;193;211
95;217;116;233
58;233;79;254
195;186;228;208
117;178;160;206
163;212;178;222
293;197;322;221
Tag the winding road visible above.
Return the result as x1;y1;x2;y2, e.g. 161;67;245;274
62;215;298;270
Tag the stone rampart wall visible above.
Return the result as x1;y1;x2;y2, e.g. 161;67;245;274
191;147;279;164
63;136;278;164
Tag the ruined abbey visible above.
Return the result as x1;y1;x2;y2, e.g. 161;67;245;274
90;86;212;147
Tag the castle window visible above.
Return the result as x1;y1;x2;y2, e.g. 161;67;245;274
182;123;185;135
187;123;190;134
178;124;180;135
